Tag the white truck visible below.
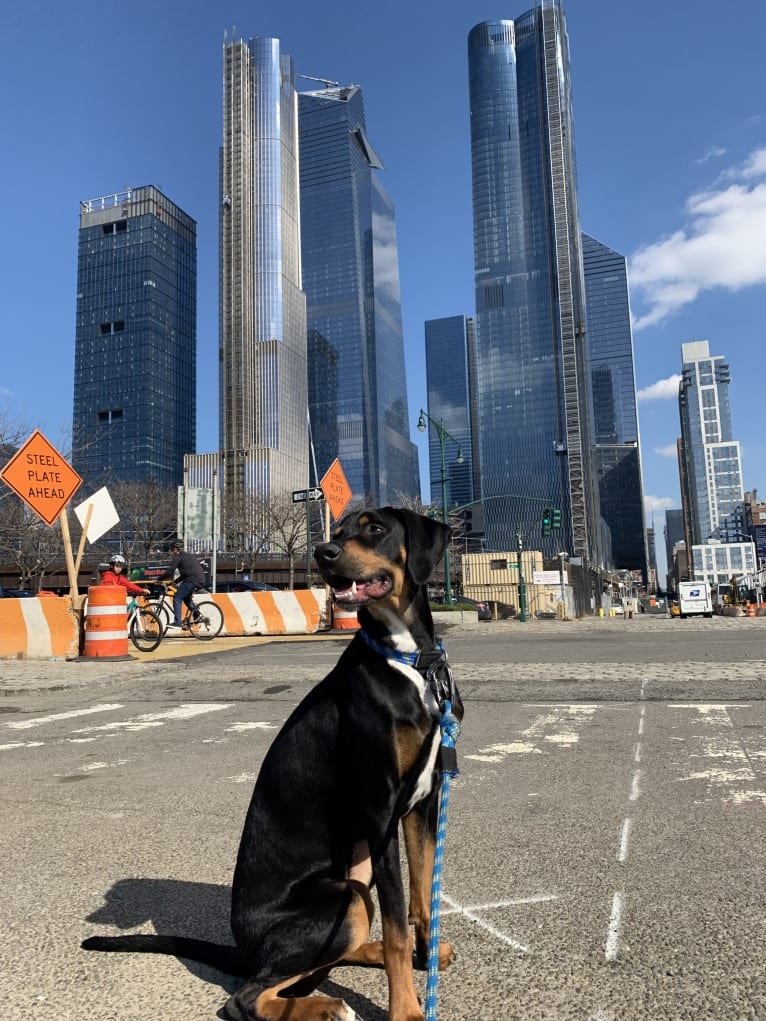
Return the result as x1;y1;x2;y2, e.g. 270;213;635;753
677;581;713;619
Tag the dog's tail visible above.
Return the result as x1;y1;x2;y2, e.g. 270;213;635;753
81;934;250;977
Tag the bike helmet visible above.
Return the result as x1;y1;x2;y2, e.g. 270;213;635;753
109;554;127;567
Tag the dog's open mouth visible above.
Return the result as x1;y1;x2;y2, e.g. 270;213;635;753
328;573;393;605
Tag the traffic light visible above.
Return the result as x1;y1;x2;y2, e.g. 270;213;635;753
542;507;552;536
552;508;561;530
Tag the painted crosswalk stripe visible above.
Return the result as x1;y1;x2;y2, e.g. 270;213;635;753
71;703;234;734
4;704;124;730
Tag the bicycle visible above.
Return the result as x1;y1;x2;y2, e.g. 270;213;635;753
126;596;164;652
155;583;224;641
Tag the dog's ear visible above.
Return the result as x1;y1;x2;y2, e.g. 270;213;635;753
385;508;451;585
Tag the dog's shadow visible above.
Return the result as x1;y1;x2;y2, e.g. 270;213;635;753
84;877;387;1021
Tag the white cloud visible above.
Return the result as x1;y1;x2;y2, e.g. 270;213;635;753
629;146;766;329
636;374;681;401
696;145;727;164
644;494;677;513
653;443;678;458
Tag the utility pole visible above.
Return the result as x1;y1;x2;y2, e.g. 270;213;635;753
517;529;528;622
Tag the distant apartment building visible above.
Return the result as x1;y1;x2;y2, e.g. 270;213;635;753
423;316;479;511
298;84;418;504
72;186;196;490
678;341;744;563
582;233;647;579
220;35;308;515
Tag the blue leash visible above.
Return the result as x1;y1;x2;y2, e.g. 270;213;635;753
424;700;460;1021
357;629;460;1018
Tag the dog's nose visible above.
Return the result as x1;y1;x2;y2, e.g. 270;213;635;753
314;541;342;563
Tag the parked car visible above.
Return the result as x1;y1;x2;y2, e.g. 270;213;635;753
216;580;278;593
0;586;34;598
488;600;516;620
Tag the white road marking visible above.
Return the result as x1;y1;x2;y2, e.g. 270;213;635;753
5;704;124;730
225;722;277;732
629;768;643;801
617;818;632;862
441;893;558;953
0;741;45;752
227;773;259;784
71;703;234;734
669;704;766;804
605;891;625;961
466;705;597;762
75;759;130;772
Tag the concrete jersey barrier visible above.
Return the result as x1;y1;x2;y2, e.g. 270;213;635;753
0;596;80;661
211;588;329;636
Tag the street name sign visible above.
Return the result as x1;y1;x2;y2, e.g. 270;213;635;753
320;458;352;520
0;430;82;526
292;487;324;503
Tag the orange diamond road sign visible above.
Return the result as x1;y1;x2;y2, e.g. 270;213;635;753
320;457;352;521
0;430;82;526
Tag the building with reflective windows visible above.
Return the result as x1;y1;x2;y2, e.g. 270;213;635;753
467;4;599;561
424;315;478;511
582;233;648;579
72;186;196;490
220;36;308;515
678;340;744;559
298;85;419;504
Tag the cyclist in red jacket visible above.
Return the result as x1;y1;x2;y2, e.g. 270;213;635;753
101;554;150;596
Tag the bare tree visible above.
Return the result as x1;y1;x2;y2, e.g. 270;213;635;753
96;480;178;573
263;494;310;589
0;496;65;590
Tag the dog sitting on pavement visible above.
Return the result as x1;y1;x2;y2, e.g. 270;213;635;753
82;506;463;1021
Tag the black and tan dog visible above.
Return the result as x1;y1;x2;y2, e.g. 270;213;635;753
82;506;463;1021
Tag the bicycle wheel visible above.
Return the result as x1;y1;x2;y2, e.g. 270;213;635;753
186;600;224;641
129;607;164;652
151;598;172;632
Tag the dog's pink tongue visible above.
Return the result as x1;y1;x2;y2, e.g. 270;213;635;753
334;578;386;603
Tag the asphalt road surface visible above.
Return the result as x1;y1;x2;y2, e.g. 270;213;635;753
1;615;764;1020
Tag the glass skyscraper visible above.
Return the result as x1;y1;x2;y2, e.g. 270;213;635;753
424;315;478;510
678;340;744;547
298;85;419;504
72;185;196;491
582;233;648;578
467;3;599;560
220;36;308;513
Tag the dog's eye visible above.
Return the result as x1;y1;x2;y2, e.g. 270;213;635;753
367;523;385;535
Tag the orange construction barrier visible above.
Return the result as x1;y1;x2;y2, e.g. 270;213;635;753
746;604;755;618
83;585;129;658
332;604;360;630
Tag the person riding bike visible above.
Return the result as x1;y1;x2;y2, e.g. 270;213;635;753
101;555;150;597
160;541;207;632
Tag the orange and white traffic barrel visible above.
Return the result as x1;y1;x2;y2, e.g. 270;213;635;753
83;585;129;658
332;604;360;630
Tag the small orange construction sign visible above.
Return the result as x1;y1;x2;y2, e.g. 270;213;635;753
320;457;352;521
0;430;82;526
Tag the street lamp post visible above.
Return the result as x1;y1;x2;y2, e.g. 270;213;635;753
417;410;464;604
558;551;569;620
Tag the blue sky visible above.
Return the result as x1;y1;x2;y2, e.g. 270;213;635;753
2;0;765;574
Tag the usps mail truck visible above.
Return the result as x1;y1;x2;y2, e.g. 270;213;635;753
677;581;713;619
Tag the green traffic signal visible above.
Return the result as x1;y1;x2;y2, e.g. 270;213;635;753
552;508;561;530
542;507;552;536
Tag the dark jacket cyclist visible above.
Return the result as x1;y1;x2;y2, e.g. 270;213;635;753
160;542;206;630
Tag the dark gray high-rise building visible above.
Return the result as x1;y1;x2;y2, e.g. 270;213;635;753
664;508;685;583
220;35;308;513
72;186;196;490
424;315;478;511
467;3;599;560
298;85;419;504
582;233;648;578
